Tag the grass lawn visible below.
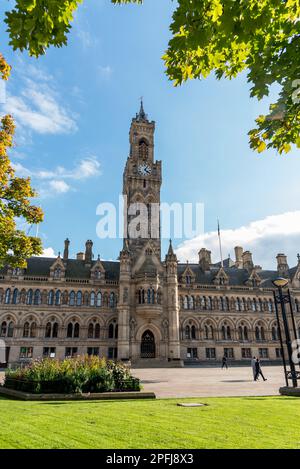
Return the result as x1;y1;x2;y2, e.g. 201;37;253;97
0;395;299;449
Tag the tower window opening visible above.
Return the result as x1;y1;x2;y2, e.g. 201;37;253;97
139;140;149;160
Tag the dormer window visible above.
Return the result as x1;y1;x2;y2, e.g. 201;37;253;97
54;268;61;279
186;275;192;285
95;270;101;280
12;268;21;276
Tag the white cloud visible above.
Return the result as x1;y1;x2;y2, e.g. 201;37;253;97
12;156;101;198
175;211;300;270
49;180;71;194
2;65;77;135
41;247;56;258
11;162;31;177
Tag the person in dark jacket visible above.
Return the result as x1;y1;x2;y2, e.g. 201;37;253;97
254;358;267;381
222;355;228;369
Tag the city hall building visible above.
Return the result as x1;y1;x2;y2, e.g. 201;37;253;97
1;104;300;367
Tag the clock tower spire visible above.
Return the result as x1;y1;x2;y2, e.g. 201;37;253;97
123;102;162;259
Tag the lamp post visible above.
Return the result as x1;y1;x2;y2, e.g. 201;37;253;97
272;278;298;388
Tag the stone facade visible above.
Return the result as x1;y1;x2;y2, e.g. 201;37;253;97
1;105;300;367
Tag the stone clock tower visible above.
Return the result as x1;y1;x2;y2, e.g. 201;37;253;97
122;101;162;259
117;102;181;366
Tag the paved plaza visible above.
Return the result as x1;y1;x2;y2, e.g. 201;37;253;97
132;365;285;398
0;365;286;399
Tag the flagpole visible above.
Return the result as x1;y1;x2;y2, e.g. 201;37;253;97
218;219;224;268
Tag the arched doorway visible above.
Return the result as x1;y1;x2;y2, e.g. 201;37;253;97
141;330;155;358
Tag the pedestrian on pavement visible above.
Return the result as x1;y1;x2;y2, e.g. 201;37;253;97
222;355;228;369
254;358;267;381
251;356;256;380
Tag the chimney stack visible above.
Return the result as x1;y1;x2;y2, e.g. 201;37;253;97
63;238;70;262
242;251;254;271
276;253;289;278
198;248;212;271
234;246;243;269
85;240;93;265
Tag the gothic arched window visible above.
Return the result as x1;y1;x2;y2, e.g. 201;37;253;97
30;322;37;338
53;322;58;338
96;291;102;307
67;322;80;338
23;322;30;338
45;322;52;338
46;321;58;339
26;289;33;305
7;321;14;338
186;275;192;285
54;267;61;279
48;290;54;306
67;323;73;338
255;324;265;341
95;270;101;280
0;321;7;337
5;288;11;305
12;288;19;305
108;320;118;339
189;296;195;310
95;323;100;339
272;326;278;341
55;290;61;306
74;322;80;338
222;324;231;340
69;291;75;306
90;291;95;307
76;291;82;307
34;289;41;306
139;139;149;160
109;292;115;308
88;323;94;339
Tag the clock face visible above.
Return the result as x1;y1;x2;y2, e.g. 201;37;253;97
138;164;152;176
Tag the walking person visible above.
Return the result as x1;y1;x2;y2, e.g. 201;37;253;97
254;358;267;381
222;355;228;369
251;356;257;380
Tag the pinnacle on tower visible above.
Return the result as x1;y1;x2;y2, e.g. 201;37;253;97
168;239;174;256
136;98;148;122
166;239;177;262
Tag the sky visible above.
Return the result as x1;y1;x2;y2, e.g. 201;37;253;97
0;0;300;269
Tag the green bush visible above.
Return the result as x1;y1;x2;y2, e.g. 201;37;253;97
3;356;141;394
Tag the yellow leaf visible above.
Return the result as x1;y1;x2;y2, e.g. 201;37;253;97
257;141;266;153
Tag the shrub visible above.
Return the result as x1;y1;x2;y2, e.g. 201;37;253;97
3;356;141;394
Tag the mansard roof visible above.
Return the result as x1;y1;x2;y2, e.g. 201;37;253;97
1;257;120;281
177;263;280;288
1;255;298;288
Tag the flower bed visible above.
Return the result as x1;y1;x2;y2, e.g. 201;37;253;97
3;356;141;394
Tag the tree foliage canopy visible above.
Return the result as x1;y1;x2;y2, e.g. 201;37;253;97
0;115;43;268
114;1;300;155
5;0;83;57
